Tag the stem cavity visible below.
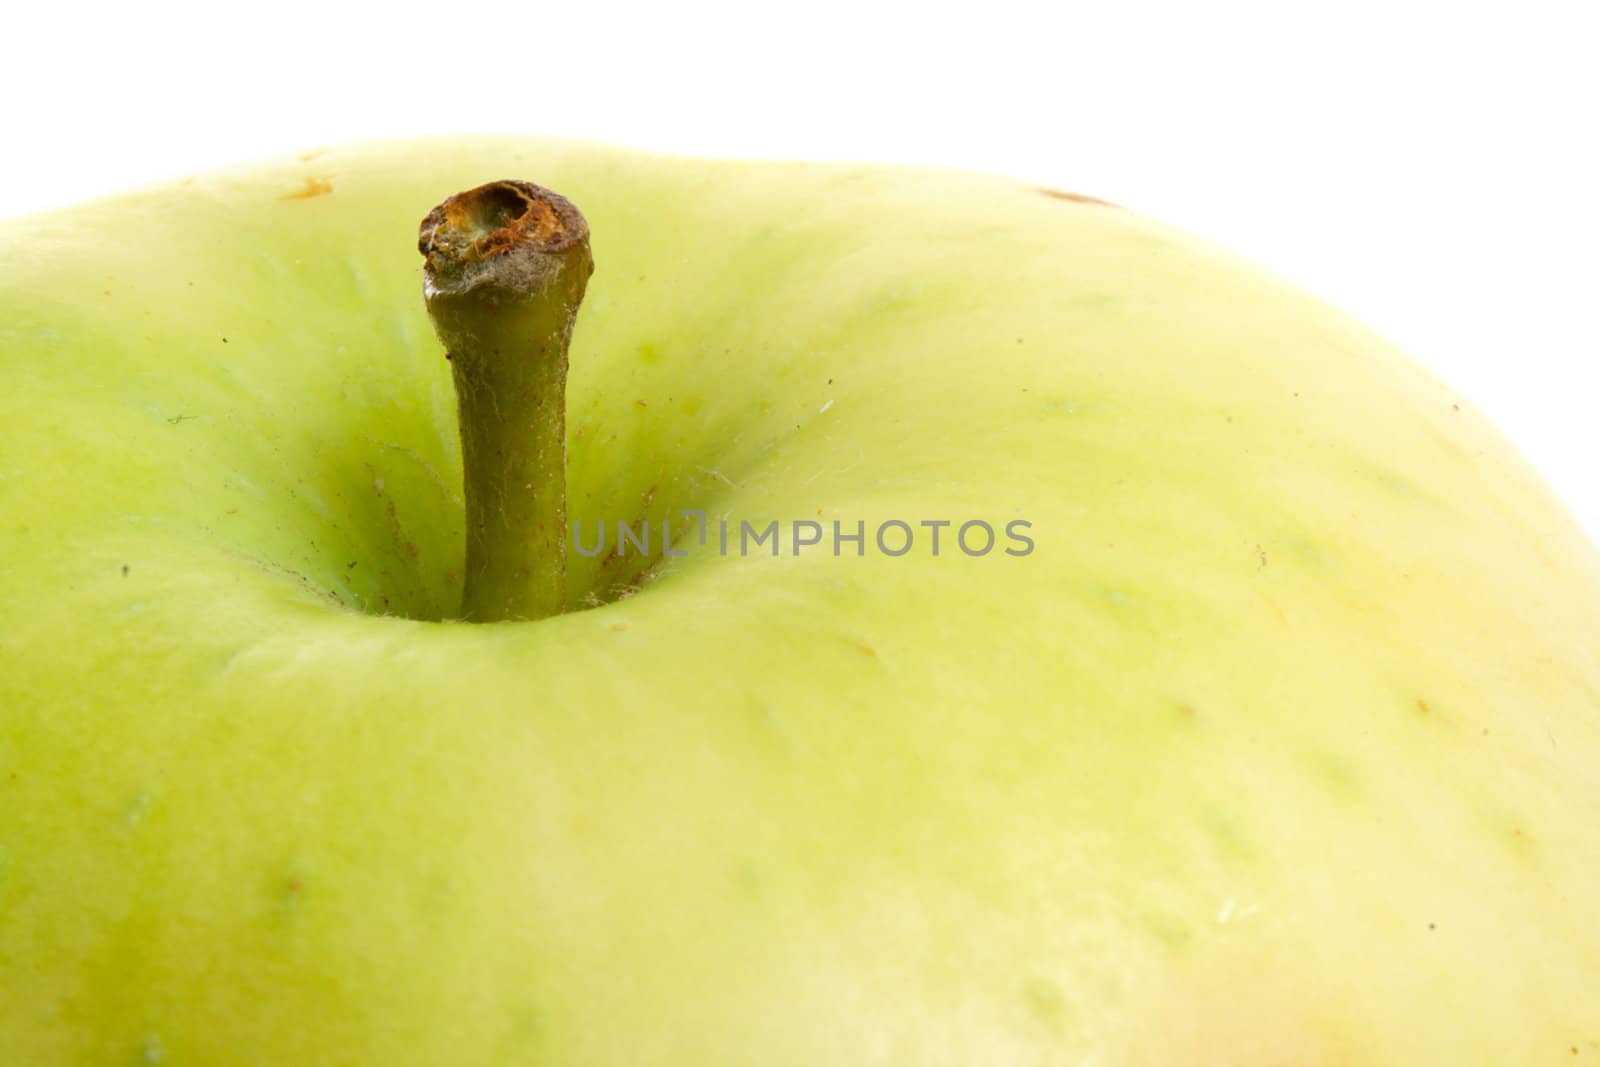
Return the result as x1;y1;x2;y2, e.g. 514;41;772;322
418;180;593;622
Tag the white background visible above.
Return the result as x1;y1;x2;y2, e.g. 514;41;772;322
5;0;1596;540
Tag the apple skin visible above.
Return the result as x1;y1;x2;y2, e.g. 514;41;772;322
2;138;1598;1065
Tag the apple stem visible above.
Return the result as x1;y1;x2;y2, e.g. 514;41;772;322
418;180;593;622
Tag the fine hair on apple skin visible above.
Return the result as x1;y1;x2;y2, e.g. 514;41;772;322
418;179;593;624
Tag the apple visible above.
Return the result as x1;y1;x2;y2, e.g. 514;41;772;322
1;137;1598;1065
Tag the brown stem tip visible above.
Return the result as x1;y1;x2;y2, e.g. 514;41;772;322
418;180;590;299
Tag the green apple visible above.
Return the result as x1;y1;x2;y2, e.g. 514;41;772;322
2;137;1598;1065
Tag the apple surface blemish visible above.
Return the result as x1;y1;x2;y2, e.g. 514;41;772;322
1035;187;1118;207
1021;976;1068;1026
280;176;335;201
122;791;155;831
270;866;315;925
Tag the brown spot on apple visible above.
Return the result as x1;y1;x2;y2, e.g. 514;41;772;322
281;176;335;201
1037;187;1119;207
